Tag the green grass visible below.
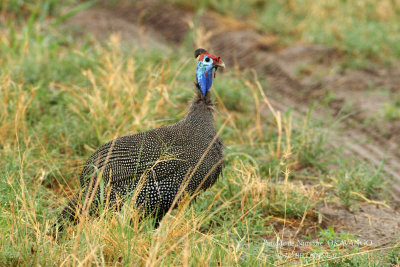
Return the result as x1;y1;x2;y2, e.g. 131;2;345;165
0;0;399;265
383;97;400;121
174;0;400;63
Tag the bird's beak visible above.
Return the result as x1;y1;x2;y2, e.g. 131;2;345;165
215;59;225;69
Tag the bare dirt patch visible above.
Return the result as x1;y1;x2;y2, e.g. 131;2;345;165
264;203;400;264
64;8;167;48
320;203;400;247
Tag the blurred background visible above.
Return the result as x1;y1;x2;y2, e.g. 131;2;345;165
1;0;400;265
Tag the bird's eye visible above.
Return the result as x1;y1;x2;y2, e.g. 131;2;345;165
205;57;210;62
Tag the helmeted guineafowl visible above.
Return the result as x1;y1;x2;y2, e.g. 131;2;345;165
53;48;225;232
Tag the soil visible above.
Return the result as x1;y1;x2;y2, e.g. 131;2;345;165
320;203;400;247
65;1;400;248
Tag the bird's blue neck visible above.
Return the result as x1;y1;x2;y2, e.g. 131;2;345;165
196;62;214;97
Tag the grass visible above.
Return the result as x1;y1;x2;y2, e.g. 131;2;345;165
174;0;400;64
1;0;399;265
383;98;400;121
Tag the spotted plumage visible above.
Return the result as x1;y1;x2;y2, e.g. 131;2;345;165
53;48;225;231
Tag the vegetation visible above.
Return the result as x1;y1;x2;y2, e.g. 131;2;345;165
176;0;400;63
0;0;399;265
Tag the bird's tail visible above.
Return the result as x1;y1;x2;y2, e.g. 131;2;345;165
50;193;82;234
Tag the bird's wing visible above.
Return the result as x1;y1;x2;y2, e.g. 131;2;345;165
79;129;188;191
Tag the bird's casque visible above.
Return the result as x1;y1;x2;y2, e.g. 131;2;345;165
195;49;225;97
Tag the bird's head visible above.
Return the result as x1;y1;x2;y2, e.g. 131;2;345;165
195;48;225;97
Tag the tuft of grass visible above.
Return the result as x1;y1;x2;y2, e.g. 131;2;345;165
383;98;400;121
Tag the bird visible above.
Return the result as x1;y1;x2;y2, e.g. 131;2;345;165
52;48;225;232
